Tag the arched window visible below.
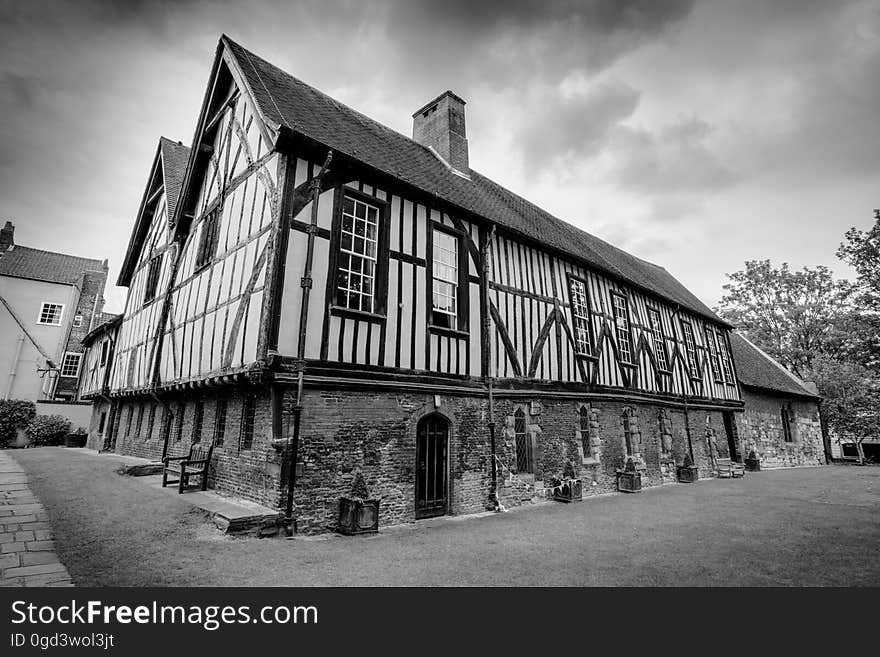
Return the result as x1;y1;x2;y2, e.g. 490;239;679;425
579;406;591;458
514;408;533;473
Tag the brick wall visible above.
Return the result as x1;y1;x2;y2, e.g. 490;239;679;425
104;384;747;535
736;389;824;468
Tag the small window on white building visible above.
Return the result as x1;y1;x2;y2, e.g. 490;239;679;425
60;352;82;378
37;303;64;325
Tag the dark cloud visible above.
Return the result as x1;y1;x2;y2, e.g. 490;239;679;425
610;117;738;194
519;80;641;170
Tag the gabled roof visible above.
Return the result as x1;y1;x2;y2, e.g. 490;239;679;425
730;333;819;399
220;35;725;325
160;137;190;224
0;245;105;286
117;137;190;287
82;313;122;347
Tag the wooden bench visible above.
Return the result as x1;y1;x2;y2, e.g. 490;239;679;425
715;458;745;478
162;442;214;493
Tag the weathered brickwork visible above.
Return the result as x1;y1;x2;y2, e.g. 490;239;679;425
102;385;745;535
735;390;824;468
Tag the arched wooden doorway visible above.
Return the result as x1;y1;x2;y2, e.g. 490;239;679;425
415;414;449;519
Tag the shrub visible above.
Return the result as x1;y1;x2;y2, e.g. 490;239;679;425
26;414;71;447
0;399;36;447
349;472;370;500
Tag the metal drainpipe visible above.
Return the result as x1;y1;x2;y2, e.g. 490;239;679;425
5;333;24;400
484;226;498;509
284;151;333;536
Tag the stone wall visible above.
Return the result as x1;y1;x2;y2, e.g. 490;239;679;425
735;389;824;468
104;385;746;534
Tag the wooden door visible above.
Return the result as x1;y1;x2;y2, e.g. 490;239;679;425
723;411;739;461
415;414;449;519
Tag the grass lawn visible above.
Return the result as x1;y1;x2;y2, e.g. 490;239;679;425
9;447;880;586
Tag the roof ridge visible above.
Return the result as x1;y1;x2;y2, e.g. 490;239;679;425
7;244;104;266
736;333;816;396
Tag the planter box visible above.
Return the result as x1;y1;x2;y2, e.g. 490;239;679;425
677;465;699;483
744;458;761;472
551;479;583;503
337;497;379;535
616;471;642;493
65;433;87;448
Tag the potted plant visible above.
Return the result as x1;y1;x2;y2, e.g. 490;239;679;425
616;456;642;493
337;472;380;535
744;449;761;472
677;453;699;483
65;426;88;448
548;461;583;502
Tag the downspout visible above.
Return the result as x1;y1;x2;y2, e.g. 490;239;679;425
5;333;24;399
671;303;695;461
284;151;333;536
483;225;498;510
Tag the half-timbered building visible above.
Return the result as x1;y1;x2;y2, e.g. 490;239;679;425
93;36;748;533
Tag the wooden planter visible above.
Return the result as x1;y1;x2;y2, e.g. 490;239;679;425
337;497;379;535
64;433;87;448
551;479;583;503
744;458;761;472
677;465;699;483
616;471;642;493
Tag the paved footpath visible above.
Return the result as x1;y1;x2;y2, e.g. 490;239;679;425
0;450;72;587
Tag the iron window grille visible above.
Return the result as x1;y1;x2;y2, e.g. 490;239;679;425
125;405;134;438
431;229;459;329
569;278;592;355
611;293;633;364
145;404;156;441
647;309;669;371
579;406;591;458
781;404;794;442
192;400;204;444
240;395;255;450
37;303;63;326
59;352;82;378
143;254;163;304
335;195;380;313
214;398;227;447
174;403;185;442
514;407;533;474
135;404;144;439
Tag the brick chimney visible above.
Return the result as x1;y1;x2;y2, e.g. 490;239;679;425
0;221;13;252
412;91;469;176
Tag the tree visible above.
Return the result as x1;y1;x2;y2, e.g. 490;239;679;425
837;210;880;369
716;260;853;378
809;356;880;464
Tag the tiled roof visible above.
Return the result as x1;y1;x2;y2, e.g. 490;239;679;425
160;137;190;224
0;245;104;286
223;36;725;324
82;313;122;346
117;137;190;287
730;333;819;398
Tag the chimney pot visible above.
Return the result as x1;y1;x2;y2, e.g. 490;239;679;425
0;221;14;252
412;91;469;175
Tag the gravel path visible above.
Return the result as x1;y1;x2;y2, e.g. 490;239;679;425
9;447;880;586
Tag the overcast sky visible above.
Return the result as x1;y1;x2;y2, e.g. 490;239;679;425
1;0;877;313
